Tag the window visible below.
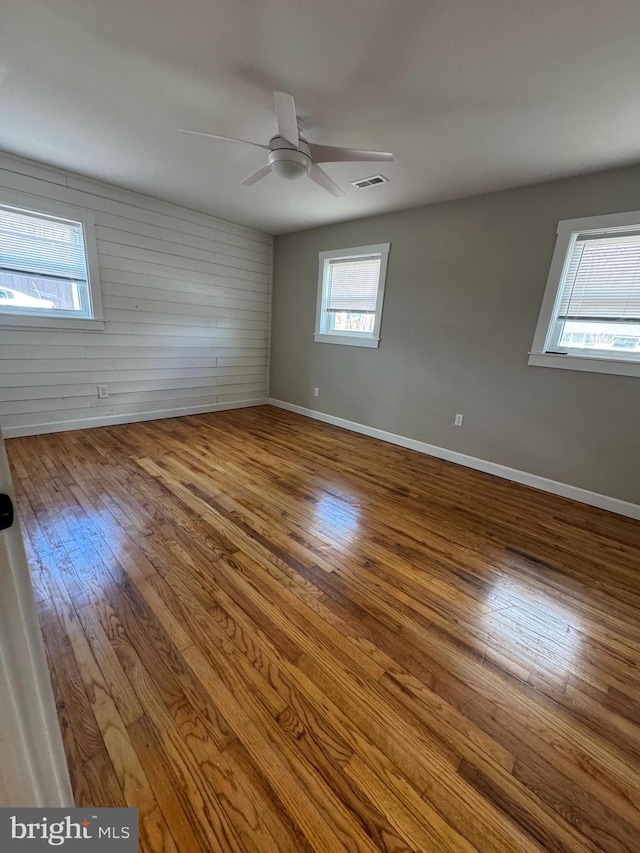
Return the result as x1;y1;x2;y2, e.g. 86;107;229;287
0;196;103;330
315;244;390;348
530;211;640;377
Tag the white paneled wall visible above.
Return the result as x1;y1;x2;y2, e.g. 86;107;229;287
0;153;272;437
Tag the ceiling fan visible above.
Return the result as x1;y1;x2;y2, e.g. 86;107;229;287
179;91;393;197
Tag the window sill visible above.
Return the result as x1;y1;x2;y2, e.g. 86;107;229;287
528;351;640;378
0;314;105;332
314;333;380;348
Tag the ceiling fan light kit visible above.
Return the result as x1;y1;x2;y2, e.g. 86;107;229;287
268;144;311;180
179;91;393;197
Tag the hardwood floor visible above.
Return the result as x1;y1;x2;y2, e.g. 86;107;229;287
7;405;640;853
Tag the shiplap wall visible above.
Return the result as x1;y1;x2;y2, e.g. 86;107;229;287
0;152;272;437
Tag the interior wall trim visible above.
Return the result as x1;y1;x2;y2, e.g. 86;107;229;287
269;398;640;521
2;398;268;439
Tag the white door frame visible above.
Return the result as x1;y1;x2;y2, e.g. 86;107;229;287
0;427;73;807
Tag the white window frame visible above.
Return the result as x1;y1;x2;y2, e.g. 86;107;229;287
0;189;104;331
314;243;390;348
529;210;640;378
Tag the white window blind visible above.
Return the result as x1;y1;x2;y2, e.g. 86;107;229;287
0;206;88;283
558;232;640;322
315;243;390;348
0;194;102;329
324;256;382;314
530;211;640;377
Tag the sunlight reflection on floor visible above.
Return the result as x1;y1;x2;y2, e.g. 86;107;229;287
483;576;582;675
314;493;360;542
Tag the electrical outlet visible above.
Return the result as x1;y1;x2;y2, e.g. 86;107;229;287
97;384;109;399
454;413;463;426
314;387;319;397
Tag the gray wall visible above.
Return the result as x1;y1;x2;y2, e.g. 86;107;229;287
271;165;640;504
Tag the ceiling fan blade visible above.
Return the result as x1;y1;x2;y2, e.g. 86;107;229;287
308;143;393;163
179;129;269;150
274;91;299;147
307;164;345;197
241;164;272;186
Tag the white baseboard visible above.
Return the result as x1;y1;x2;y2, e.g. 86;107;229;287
2;398;268;439
269;398;640;521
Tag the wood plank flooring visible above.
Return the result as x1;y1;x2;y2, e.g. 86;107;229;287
7;405;640;852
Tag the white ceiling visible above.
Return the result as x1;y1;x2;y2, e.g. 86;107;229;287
2;0;640;235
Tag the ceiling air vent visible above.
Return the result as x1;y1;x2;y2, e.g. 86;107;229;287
351;175;389;189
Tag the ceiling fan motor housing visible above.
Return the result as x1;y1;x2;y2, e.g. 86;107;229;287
268;136;311;180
